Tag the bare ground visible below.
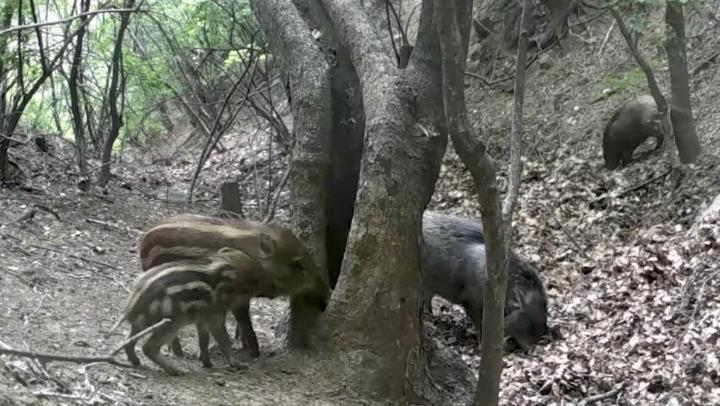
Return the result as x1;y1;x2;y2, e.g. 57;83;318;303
1;9;720;406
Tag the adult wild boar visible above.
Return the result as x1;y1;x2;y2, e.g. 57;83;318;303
603;94;664;169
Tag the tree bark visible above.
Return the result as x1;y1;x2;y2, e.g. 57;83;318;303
0;0;18;181
250;0;332;351
311;0;444;400
98;0;135;186
298;0;366;290
434;1;508;405
502;0;532;227
665;1;701;163
68;0;90;177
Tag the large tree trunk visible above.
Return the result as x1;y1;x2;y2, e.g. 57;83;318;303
313;0;446;400
294;0;366;290
250;0;332;350
665;1;701;163
254;0;464;401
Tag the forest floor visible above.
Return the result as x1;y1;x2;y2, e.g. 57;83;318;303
2;9;720;406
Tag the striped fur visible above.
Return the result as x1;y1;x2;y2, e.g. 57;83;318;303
136;215;330;360
112;248;267;375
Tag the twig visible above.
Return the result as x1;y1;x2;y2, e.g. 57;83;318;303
14;204;61;223
542;204;591;261
618;168;672;197
24;294;47;327
28;244;119;270
79;191;116;204
577;385;624;406
463;30;573;87
692;48;720;75
85;218;123;230
597;20;615;57
0;232;23;243
0;7;147;36
34;204;61;220
109;319;171;356
0;347;132;368
262;166;292;224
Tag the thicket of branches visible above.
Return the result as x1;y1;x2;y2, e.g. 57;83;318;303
0;0;288;198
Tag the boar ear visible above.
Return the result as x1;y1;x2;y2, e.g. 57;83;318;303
258;232;277;256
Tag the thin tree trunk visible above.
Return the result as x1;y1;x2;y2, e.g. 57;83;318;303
68;0;90;177
612;10;678;167
48;74;65;136
98;0;135;186
0;0;18;181
665;1;701;163
434;1;508;405
502;0;532;227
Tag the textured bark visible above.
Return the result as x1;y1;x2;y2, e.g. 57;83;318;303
68;0;90;177
99;0;135;186
665;2;701;163
313;0;444;400
250;0;332;350
0;0;15;181
502;0;532;226
434;1;508;405
254;0;450;401
300;0;366;290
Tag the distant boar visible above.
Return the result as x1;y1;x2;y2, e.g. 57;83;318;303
603;94;664;169
422;211;549;351
138;215;329;360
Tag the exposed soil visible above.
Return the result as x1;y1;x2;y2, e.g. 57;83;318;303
1;7;720;406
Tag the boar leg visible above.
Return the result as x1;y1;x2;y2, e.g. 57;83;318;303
423;291;434;314
197;325;213;368
169;337;184;357
232;299;259;358
142;320;185;376
124;324;142;367
462;300;484;337
206;313;246;370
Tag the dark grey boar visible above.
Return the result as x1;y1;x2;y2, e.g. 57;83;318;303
421;211;548;350
603;94;664;169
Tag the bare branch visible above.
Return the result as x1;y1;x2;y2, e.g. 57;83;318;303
0;7;146;37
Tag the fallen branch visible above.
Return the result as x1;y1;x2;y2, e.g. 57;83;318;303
85;218;129;231
109;319;172;356
0;320;172;369
692;49;720;75
618;168;672;197
577;385;624;406
29;244;119;270
14;204;61;223
0;346;132;369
